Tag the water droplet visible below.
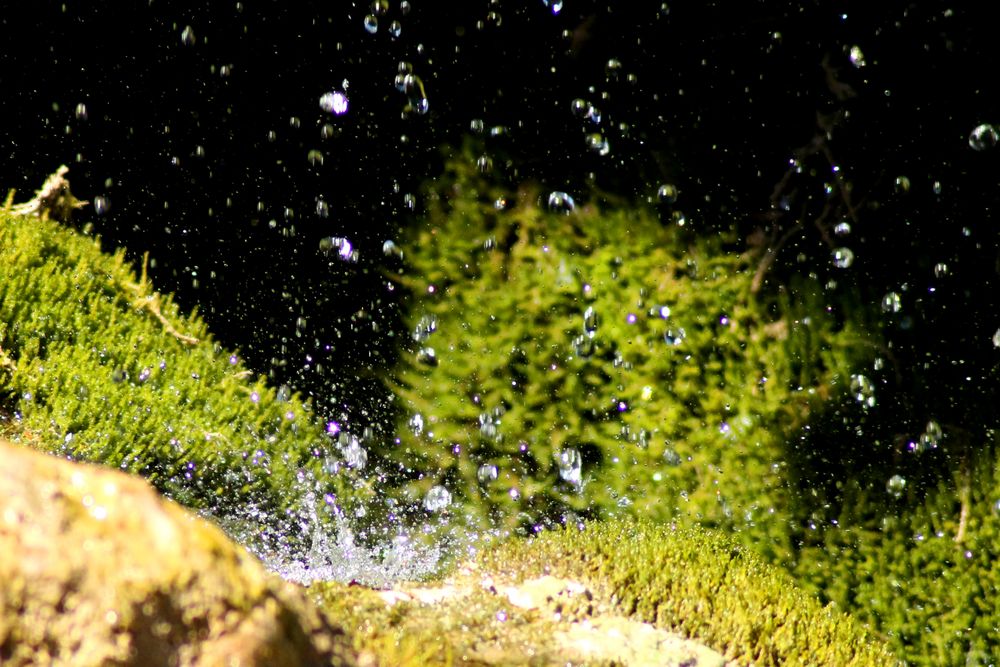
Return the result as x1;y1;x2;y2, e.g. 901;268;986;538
832;247;854;269
477;464;498;484
423;485;452;512
886;474;906;498
933;262;949;278
915;420;943;453
583;306;599;334
319;91;349;115
315;199;329;217
664;328;685;346
894;175;910;193
881;292;902;313
388;20;402;38
342;435;368;469
969;124;998;151
478;413;499;440
400;0;411;15
93;196;111;215
656;184;678;204
572;335;595;357
180;25;196;46
413;314;437;342
834;220;851;236
470;118;485;134
416;347;437;366
557;448;582;486
363;14;378;33
993;329;1000;348
319;236;358;262
401;74;429;115
585;133;610;155
542;0;563;15
547;191;576;214
570;98;589;118
605;58;623;80
650;305;671;319
307;149;324;166
850;374;876;408
371;0;389;14
408;413;424;436
663;447;681;466
74;103;88;120
476;155;494;173
383;240;403;258
848;45;865;68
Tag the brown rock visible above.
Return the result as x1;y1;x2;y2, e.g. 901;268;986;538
0;439;357;667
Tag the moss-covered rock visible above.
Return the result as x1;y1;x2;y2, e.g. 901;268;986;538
0;198;361;536
0;438;357;666
311;520;896;666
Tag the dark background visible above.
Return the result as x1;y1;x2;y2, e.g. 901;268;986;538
2;1;998;465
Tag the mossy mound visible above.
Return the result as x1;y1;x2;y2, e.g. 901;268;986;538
384;152;871;560
0;203;355;533
311;520;896;666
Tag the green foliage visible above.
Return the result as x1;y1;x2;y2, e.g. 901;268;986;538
481;520;897;666
0;208;346;524
385;149;871;560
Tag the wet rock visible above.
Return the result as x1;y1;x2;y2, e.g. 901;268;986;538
0;439;357;667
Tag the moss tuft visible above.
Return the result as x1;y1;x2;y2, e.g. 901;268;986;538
480;520;897;666
0;207;352;532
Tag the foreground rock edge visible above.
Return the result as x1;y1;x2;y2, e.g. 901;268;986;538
0;439;358;667
1;438;895;665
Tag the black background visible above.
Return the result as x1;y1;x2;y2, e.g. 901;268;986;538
2;1;998;456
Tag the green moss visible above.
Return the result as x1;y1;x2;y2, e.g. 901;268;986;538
482;520;897;666
383;149;871;561
792;441;1000;665
0;206;352;529
310;520;895;666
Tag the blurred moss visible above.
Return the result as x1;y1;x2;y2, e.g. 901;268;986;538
383;146;873;563
792;437;1000;665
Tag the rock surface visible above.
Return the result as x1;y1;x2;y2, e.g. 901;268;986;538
0;439;357;667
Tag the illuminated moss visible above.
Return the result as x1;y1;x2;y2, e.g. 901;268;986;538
311;520;896;666
0;206;350;528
